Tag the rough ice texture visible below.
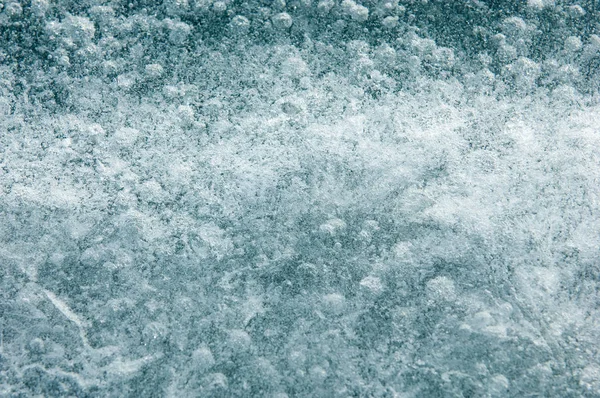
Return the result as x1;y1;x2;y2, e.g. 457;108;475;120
1;0;600;397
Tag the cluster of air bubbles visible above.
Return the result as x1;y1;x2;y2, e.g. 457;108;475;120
1;0;600;397
0;0;597;97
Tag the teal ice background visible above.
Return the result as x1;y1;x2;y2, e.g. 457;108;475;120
1;0;600;396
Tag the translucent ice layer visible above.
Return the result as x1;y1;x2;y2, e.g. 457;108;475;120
1;0;600;396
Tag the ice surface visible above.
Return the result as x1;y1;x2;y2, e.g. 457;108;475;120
1;0;600;396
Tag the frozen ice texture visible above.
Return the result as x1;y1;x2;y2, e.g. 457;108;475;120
1;0;600;396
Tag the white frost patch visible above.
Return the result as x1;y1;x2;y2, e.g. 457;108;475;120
113;127;141;147
580;365;600;393
426;276;456;303
102;355;158;377
359;275;384;294
319;218;347;236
